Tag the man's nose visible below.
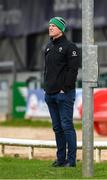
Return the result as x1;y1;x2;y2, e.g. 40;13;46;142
49;25;53;29
49;28;53;32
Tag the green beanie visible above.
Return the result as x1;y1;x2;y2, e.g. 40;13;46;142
49;17;66;32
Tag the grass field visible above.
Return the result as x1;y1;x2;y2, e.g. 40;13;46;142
0;157;107;179
0;119;82;129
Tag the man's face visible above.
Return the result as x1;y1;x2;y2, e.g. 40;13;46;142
49;24;62;39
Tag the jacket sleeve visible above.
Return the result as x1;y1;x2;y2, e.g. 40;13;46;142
63;43;80;90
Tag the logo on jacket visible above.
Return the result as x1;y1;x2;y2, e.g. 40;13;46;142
47;48;50;52
72;51;77;56
59;47;63;52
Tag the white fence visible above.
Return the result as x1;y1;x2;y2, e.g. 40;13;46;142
0;138;107;163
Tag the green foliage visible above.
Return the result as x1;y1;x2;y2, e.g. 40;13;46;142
0;157;107;179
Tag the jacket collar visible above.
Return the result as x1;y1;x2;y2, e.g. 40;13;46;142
51;35;66;45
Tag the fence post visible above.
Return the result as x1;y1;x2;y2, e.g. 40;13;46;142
1;145;5;157
95;148;101;163
28;146;34;159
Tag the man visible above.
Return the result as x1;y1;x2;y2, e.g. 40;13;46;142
44;17;80;167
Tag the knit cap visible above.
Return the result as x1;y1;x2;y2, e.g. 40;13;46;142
49;17;66;32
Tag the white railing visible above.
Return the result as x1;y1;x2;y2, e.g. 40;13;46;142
0;137;107;162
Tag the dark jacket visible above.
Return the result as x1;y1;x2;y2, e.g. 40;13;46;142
44;35;80;94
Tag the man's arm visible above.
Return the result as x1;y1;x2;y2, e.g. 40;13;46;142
63;43;80;90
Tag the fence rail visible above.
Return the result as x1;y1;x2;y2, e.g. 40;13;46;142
0;137;107;163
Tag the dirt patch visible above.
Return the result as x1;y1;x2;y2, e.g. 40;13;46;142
0;127;107;161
